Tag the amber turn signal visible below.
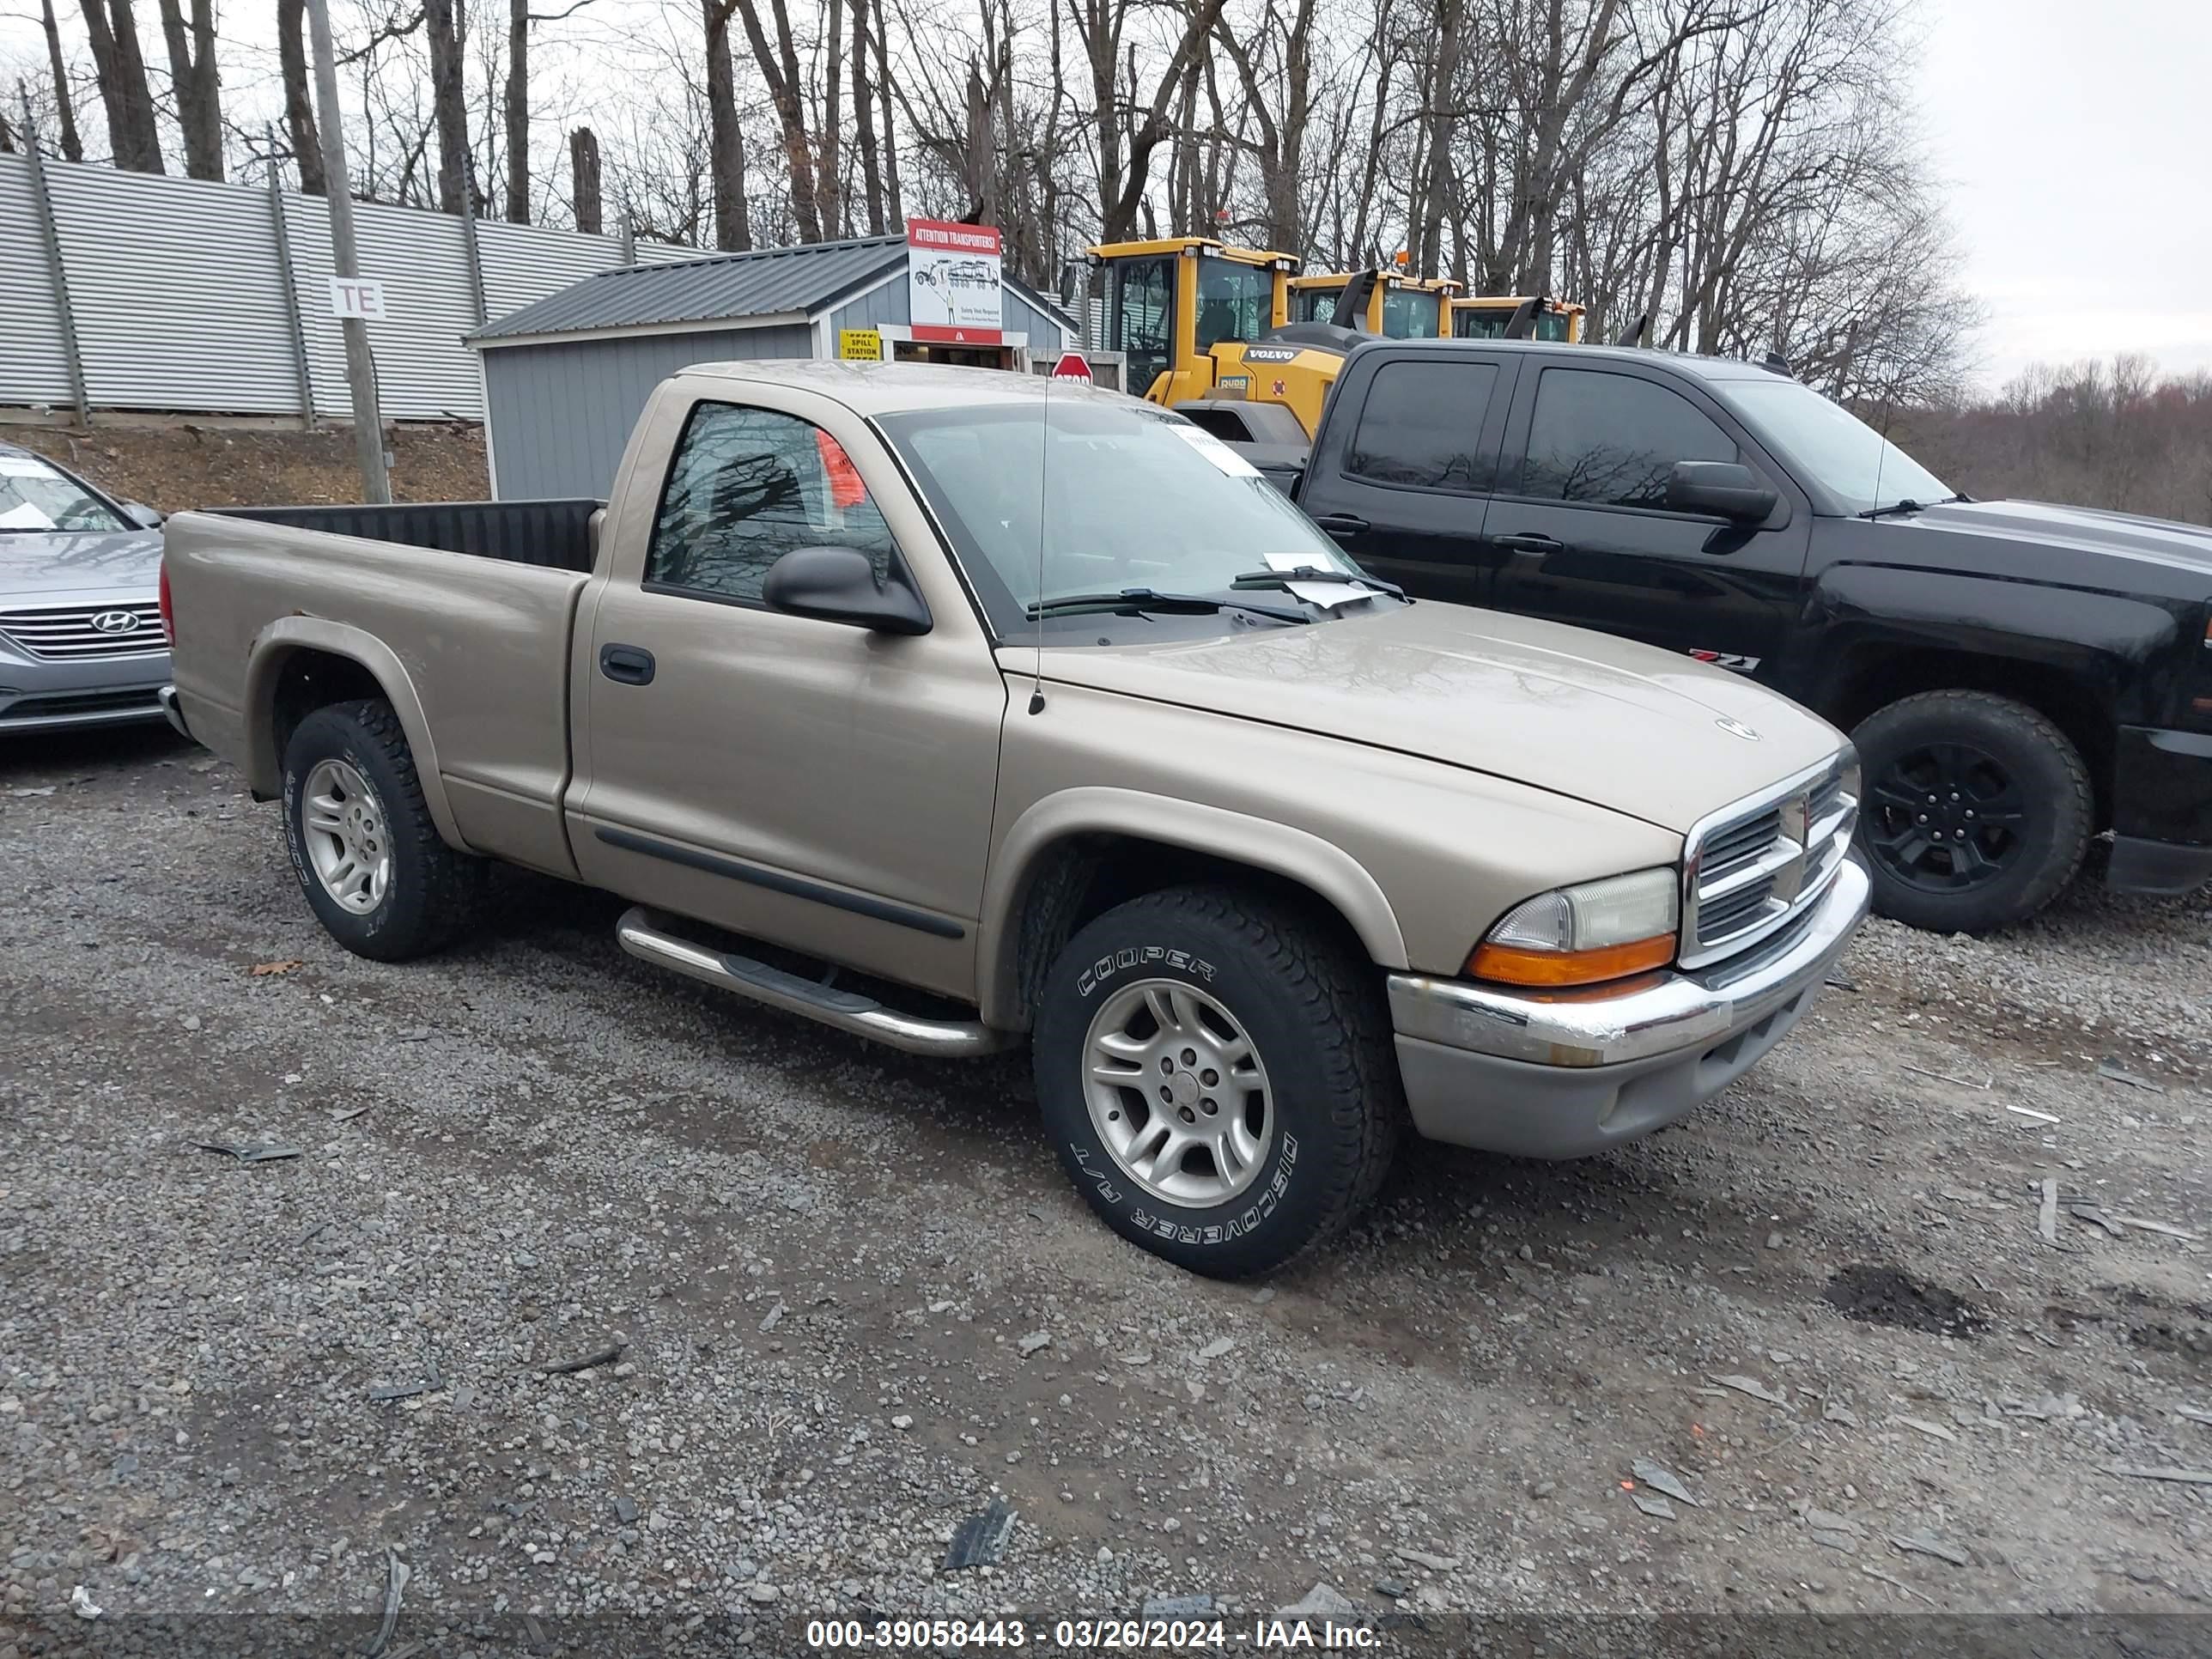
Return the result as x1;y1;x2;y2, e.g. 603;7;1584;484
1468;932;1678;988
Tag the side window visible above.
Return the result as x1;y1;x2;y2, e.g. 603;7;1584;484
1520;368;1737;509
1345;362;1501;492
647;402;899;605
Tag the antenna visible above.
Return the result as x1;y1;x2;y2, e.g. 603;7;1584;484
1028;349;1048;716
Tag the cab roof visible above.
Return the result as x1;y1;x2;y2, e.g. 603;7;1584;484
678;358;1137;415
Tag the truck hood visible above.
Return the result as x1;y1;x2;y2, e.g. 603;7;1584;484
1019;601;1844;834
0;528;165;599
1908;498;2212;577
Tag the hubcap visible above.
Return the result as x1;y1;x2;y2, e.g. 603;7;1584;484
1863;741;2027;892
1081;978;1273;1209
301;757;392;915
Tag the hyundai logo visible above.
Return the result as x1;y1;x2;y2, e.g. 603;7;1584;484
89;611;142;635
1715;716;1760;741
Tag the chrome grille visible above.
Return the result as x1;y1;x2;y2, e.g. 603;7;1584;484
1681;750;1857;969
0;601;165;660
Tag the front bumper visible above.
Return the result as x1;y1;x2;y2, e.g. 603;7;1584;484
1387;856;1869;1159
0;638;170;735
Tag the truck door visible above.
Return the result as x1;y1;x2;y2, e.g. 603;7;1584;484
1483;364;1810;683
1298;350;1516;611
566;390;1007;999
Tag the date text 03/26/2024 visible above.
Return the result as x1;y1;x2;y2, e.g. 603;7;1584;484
804;1617;1382;1649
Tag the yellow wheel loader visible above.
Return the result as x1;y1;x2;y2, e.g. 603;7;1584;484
1085;241;1571;444
1086;237;1380;441
1286;270;1451;338
1449;294;1586;342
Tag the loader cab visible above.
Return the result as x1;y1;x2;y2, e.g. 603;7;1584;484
1449;295;1586;343
1088;238;1295;404
1391;276;1461;338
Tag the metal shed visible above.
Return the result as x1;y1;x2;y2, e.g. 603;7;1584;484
465;233;1080;500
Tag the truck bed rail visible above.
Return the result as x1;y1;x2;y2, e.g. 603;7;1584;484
210;498;602;573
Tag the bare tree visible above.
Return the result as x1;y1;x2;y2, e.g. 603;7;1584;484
848;0;885;231
155;0;221;178
422;0;471;210
504;0;529;218
730;0;823;240
570;123;602;231
703;0;754;247
77;0;163;171
39;0;86;161
276;0;324;191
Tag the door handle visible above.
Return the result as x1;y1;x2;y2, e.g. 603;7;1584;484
599;643;656;685
1310;513;1369;539
1493;532;1564;553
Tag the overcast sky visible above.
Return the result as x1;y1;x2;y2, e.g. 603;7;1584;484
1917;0;2212;390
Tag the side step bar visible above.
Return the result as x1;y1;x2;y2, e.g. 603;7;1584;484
615;906;1016;1059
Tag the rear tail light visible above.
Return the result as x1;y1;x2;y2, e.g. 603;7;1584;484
158;559;173;643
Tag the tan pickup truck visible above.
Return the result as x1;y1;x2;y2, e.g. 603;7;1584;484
161;361;1868;1275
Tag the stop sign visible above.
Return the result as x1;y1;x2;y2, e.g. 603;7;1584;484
1050;352;1093;383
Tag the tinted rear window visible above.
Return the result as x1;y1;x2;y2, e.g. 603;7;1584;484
1345;362;1500;492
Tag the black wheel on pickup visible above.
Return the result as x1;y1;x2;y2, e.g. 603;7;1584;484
1032;885;1401;1278
281;698;486;961
1852;690;2092;933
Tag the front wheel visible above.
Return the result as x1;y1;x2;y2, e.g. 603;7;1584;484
1851;690;2092;933
1033;886;1400;1278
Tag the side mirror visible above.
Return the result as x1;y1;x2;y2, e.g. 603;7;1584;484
1666;460;1778;523
762;545;932;635
123;501;166;530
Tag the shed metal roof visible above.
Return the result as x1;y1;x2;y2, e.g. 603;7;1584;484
468;234;907;343
468;233;1079;346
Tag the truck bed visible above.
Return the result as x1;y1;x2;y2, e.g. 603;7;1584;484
210;498;602;573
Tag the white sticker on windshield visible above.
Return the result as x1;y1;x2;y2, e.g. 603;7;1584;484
0;455;57;478
1262;549;1367;609
1169;422;1262;479
0;501;58;530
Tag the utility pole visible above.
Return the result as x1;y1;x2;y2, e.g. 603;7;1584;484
304;0;390;502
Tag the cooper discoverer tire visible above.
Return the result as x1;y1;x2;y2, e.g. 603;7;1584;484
1033;884;1400;1277
281;699;486;962
1852;690;2092;933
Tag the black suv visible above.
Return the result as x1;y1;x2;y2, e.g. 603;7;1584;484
1243;338;2212;933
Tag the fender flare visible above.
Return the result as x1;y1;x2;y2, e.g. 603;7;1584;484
243;616;473;852
977;787;1408;1029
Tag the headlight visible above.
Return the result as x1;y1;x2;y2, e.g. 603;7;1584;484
1467;867;1680;988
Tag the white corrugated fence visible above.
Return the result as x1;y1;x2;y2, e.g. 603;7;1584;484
0;151;695;422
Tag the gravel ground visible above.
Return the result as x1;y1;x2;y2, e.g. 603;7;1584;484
3;728;2209;1656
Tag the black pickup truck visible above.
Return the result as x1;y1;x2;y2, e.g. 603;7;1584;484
1213;338;2212;933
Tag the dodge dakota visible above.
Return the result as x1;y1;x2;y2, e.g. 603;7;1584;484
161;362;1869;1274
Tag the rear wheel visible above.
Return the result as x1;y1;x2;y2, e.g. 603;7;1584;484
1851;690;2091;933
281;699;485;961
1033;885;1399;1277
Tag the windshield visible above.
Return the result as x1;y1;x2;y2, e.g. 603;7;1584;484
0;452;125;533
1292;287;1341;324
1194;257;1272;349
1382;290;1442;338
877;400;1366;639
1715;378;1949;514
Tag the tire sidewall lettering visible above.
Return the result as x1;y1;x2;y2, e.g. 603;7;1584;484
1075;944;1215;999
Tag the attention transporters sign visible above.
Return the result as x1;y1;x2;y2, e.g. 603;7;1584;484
906;219;1003;345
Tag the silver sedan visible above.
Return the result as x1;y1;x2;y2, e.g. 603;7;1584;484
0;441;171;734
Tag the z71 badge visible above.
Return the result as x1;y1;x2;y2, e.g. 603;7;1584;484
1687;648;1762;674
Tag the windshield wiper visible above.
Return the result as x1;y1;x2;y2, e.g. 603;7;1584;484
1024;587;1310;624
1231;566;1404;599
1857;494;1967;520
